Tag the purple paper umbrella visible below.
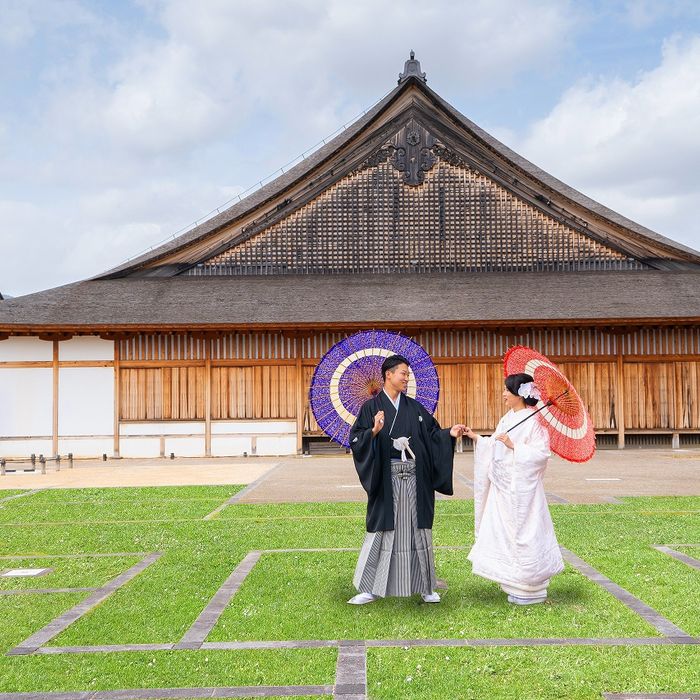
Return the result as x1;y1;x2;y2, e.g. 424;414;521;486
309;330;440;447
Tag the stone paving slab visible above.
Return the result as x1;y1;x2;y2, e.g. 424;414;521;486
176;551;262;649
561;548;691;638
0;459;277;490
26;636;700;657
0;687;334;699
8;553;163;655
235;450;700;505
653;545;700;571
35;644;175;654
334;642;366;699
604;695;700;699
365;636;700;647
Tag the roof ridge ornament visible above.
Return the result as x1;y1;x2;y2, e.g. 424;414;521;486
398;50;427;84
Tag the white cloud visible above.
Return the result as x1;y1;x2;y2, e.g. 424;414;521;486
0;0;103;48
517;35;700;251
41;0;574;158
0;179;242;296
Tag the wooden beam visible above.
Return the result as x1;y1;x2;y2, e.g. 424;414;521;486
616;348;626;449
39;332;74;342
120;359;206;368
296;355;304;454
0;361;53;368
113;341;121;458
204;340;212;457
58;360;113;368
52;340;59;457
3;317;700;336
213;358;297;367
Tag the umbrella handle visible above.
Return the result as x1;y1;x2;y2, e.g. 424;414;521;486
505;401;552;433
504;389;569;434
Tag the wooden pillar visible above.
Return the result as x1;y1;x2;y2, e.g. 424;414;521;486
52;340;59;457
113;341;121;457
296;354;304;454
204;339;212;458
616;346;626;450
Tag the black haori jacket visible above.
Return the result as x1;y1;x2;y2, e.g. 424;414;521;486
350;391;455;532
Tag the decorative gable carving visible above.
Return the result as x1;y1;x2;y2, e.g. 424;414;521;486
185;144;646;276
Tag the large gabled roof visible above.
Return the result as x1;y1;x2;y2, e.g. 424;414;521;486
1;271;699;333
3;54;700;334
99;53;700;278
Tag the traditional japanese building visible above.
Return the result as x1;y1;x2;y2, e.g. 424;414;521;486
1;54;699;459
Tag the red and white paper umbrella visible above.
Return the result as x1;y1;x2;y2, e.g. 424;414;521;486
504;345;595;463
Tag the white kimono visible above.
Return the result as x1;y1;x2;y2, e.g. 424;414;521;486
467;408;564;597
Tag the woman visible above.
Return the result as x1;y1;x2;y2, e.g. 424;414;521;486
463;373;564;604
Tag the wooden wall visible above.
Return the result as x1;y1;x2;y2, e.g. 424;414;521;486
117;328;700;451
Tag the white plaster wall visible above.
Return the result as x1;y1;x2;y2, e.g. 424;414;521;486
0;438;53;459
257;435;297;455
120;422;205;436
164;436;206;457
58;438;113;458
59;367;114;436
211;436;253;456
0;368;53;437
119;438;161;458
212;420;296;435
0;337;52;361
59;336;114;361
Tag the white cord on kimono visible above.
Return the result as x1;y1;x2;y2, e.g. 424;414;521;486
392;436;415;462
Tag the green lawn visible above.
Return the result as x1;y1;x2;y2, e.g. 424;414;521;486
0;486;698;698
0;554;142;590
0;489;32;500
368;646;700;699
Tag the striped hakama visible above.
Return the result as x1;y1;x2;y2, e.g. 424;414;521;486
353;459;437;597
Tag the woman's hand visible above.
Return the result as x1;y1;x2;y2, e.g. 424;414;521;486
371;411;385;436
495;433;514;449
450;424;467;438
463;426;480;442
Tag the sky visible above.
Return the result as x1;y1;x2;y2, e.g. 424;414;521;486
2;0;700;297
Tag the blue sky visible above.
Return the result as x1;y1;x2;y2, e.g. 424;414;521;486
2;0;700;296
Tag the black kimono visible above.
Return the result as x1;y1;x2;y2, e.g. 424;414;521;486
349;391;455;532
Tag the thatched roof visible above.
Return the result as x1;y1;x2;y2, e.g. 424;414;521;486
1;271;698;332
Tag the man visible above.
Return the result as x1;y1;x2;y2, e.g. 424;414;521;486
348;354;466;604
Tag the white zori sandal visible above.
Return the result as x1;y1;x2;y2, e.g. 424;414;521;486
347;592;379;605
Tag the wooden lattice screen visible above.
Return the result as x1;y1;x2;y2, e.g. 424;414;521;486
186;159;644;276
117;330;700;433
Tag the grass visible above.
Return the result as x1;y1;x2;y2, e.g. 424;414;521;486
368;646;700;699
0;554;141;590
0;490;32;499
209;550;656;641
0;486;698;698
0;648;336;694
0;485;242;524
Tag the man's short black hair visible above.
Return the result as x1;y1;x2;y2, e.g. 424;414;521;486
381;354;410;381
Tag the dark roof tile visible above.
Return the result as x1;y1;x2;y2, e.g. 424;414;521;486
1;271;698;330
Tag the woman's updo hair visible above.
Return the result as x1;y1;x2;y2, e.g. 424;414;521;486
505;373;538;407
